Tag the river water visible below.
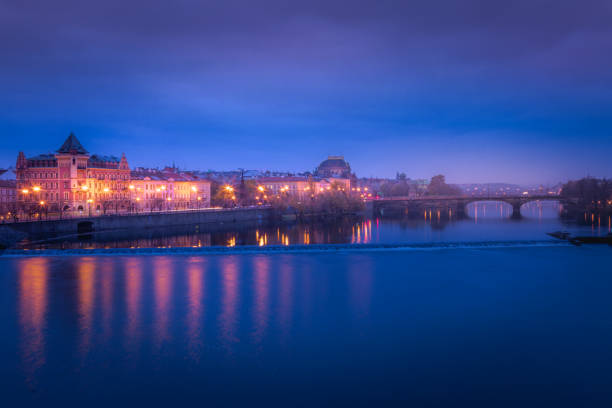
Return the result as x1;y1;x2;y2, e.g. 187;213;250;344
2;201;612;406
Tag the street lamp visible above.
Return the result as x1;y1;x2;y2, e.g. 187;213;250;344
87;198;93;216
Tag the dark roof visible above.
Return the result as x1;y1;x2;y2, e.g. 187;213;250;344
317;157;350;170
57;132;88;154
89;154;120;163
28;154;56;161
258;176;311;182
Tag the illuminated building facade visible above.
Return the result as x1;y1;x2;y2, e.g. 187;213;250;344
130;170;211;211
256;176;350;199
16;133;131;216
0;179;17;218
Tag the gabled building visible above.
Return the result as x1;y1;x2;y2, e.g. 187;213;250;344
16;133;131;216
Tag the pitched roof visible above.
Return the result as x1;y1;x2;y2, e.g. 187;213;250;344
57;132;88;154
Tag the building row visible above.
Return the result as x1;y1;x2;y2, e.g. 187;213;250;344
3;133;353;219
13;133;211;217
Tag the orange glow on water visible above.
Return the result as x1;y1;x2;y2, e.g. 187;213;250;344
219;257;239;354
77;257;96;358
153;257;173;350
18;257;48;385
125;258;143;350
187;258;205;360
252;256;270;344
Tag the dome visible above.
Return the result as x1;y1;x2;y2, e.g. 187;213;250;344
315;156;351;178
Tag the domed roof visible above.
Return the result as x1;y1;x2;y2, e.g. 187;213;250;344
315;156;351;177
317;156;350;170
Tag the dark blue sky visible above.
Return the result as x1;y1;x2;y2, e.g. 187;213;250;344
1;0;611;184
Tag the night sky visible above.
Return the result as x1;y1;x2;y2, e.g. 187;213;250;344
1;0;611;184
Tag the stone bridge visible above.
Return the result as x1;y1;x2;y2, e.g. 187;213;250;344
372;195;570;219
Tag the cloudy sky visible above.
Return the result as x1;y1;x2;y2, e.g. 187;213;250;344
1;0;611;183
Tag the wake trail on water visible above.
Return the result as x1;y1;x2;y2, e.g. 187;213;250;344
0;240;574;257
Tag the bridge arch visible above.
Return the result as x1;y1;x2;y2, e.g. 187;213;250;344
464;200;515;219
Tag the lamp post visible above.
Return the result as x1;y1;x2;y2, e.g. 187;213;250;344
39;201;45;220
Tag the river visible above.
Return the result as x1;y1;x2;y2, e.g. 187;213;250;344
1;201;611;406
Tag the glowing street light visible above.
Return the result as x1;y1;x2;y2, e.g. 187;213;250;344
224;185;234;192
257;185;265;192
33;186;41;192
103;187;109;192
191;186;197;192
39;201;45;206
81;185;89;191
22;189;29;194
129;185;135;190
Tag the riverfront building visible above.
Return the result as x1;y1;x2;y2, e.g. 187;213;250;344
16;133;131;216
130;167;211;211
256;176;350;200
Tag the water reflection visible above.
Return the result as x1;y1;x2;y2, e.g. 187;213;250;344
124;257;143;353
252;256;270;346
186;258;205;361
77;258;95;359
278;259;293;341
19;257;48;386
7;245;612;405
219;257;240;354
153;257;173;350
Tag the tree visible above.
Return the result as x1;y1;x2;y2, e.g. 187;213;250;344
561;177;612;204
425;175;462;196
